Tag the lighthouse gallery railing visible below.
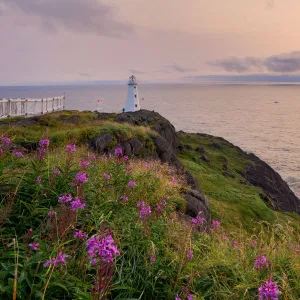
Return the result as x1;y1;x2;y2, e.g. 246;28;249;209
0;96;65;119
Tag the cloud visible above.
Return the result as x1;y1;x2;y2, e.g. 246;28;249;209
163;63;198;73
0;0;134;37
209;57;262;73
209;51;300;73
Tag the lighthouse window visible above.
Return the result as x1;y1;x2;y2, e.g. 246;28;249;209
135;95;137;98
135;104;137;107
134;86;136;89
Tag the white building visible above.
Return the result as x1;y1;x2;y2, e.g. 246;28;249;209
124;75;140;112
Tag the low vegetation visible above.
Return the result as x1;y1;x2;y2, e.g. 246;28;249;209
1;113;300;299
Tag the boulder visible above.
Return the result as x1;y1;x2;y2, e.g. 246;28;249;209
129;138;144;155
185;171;201;192
243;153;300;213
90;133;113;153
195;146;205;153
184;189;210;224
114;110;180;151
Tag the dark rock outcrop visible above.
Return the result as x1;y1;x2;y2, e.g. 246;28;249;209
243;153;300;213
90;133;113;153
113;110;180;150
184;189;210;223
195;146;205;153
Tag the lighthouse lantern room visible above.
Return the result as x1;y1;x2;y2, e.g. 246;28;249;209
124;75;140;112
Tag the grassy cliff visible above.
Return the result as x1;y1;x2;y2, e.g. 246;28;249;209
1;111;300;299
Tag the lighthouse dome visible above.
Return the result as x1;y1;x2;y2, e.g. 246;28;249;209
128;75;137;85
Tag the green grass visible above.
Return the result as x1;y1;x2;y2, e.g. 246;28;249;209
177;132;300;232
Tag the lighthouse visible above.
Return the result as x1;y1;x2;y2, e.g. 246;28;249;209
124;75;140;112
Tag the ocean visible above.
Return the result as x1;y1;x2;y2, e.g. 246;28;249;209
1;83;299;196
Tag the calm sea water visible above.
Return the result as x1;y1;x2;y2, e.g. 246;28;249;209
1;83;299;196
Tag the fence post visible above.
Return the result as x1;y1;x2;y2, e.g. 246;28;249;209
25;99;28;117
8;100;11;117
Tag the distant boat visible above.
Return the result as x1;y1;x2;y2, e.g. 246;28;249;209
274;101;279;104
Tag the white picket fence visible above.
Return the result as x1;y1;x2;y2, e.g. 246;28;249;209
0;96;65;119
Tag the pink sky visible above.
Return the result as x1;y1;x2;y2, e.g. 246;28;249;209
1;0;300;84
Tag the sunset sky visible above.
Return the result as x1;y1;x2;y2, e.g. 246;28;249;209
1;0;300;84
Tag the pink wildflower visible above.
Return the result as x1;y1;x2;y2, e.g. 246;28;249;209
120;195;128;202
255;255;269;270
29;241;39;251
191;214;205;227
186;249;193;261
74;230;88;240
12;151;24;157
128;180;136;187
211;220;221;229
103;173;111;180
114;146;123;157
48;210;55;216
66;144;76;152
80;160;90;168
187;295;193;300
58;194;72;204
155;199;167;213
53;168;61;175
123;155;129;161
1;137;11;145
86;234;120;264
74;172;88;185
150;255;156;263
44;250;67;268
70;197;86;211
171;178;177;183
175;296;182;300
232;241;238;248
137;201;151;218
36;177;41;183
258;278;280;300
89;154;96;160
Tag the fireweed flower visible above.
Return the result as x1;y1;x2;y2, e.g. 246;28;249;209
53;169;61;175
175;295;182;300
12;151;24;157
70;197;86;211
74;230;88;240
211;220;221;229
29;241;39;251
187;295;193;300
150;255;156;263
120;195;128;202
44;250;67;268
137;201;151;218
1;137;11;145
128;180;136;187
80;160;90;168
58;194;72;204
66;144;76;152
86;234;120;264
39;138;50;148
74;172;88;185
171;178;177;183
145;163;151;169
250;240;258;247
103;173;111;180
186;249;194;261
114;146;123;157
191;214;205;227
36;177;41;183
123;155;129;161
48;210;55;216
255;255;269;270
258;278;280;300
89;154;96;160
155;199;167;213
232;241;239;248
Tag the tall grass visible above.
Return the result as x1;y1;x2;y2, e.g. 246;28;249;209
1;137;300;299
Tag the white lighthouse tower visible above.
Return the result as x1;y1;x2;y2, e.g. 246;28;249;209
124;75;140;112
